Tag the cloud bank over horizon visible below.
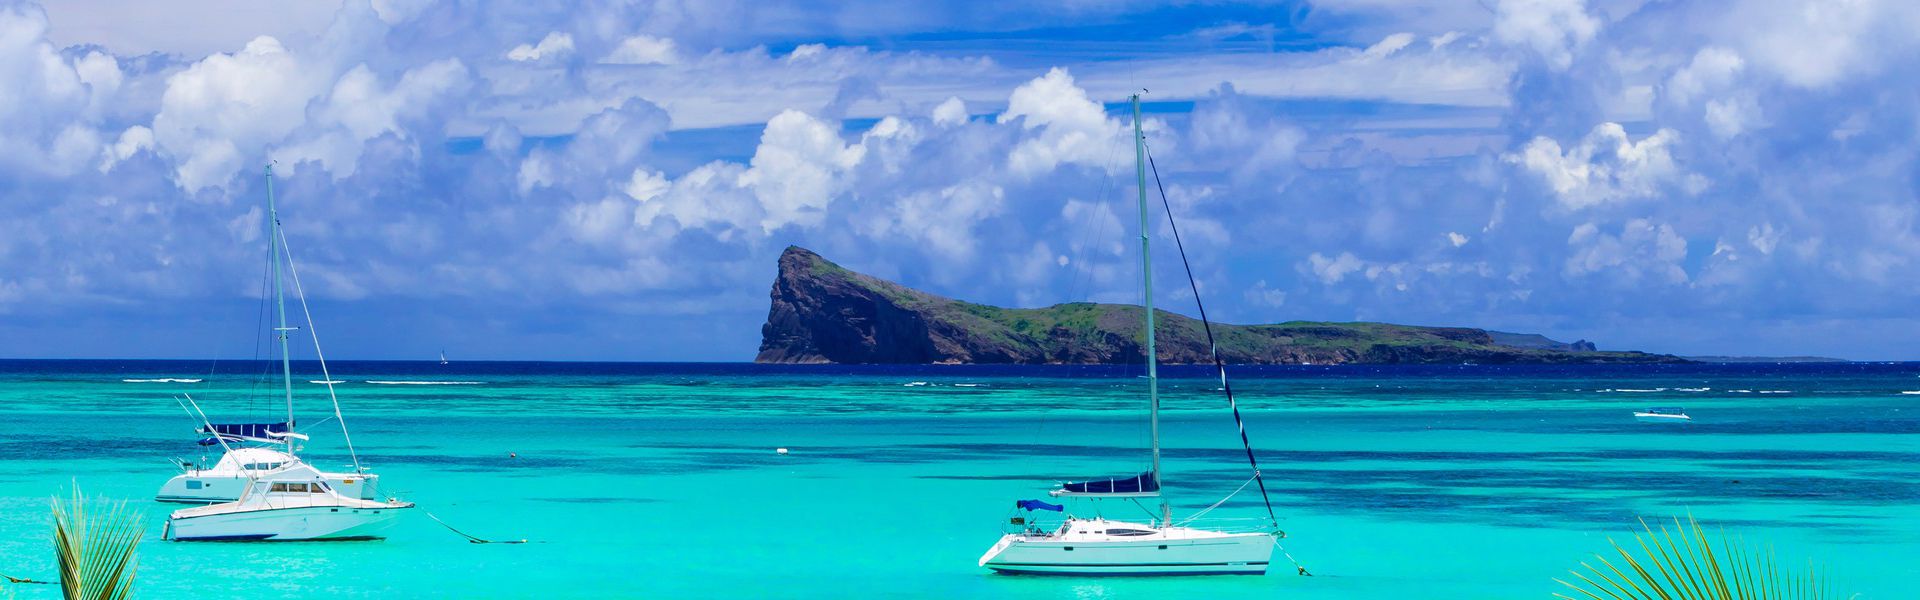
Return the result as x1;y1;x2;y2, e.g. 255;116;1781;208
2;0;1918;361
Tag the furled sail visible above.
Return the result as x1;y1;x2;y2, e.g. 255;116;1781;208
197;421;290;445
1053;471;1159;497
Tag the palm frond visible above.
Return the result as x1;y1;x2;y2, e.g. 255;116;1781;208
51;487;142;600
1558;515;1844;600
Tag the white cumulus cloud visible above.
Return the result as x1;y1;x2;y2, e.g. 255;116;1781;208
1492;0;1599;70
740;109;866;232
1510;122;1701;209
999;68;1128;178
507;32;574;62
603;35;679;65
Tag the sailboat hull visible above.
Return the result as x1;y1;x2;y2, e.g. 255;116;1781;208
980;526;1274;576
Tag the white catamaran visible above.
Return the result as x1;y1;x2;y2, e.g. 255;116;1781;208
162;164;413;542
978;94;1284;576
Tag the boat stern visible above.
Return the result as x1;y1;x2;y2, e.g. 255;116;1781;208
979;533;1020;567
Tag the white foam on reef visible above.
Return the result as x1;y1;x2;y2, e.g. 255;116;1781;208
903;381;929;387
122;378;202;383
1758;390;1791;394
1900;391;1920;395
1603;388;1666;393
1728;389;1754;393
1676;387;1711;392
952;383;982;387
364;380;482;385
309;380;346;384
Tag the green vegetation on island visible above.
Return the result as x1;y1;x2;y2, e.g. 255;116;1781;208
756;246;1688;365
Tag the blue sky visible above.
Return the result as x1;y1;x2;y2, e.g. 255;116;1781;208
3;0;1919;361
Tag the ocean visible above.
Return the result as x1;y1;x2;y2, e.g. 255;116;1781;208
0;360;1914;598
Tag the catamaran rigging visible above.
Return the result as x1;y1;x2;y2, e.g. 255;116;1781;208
159;164;412;541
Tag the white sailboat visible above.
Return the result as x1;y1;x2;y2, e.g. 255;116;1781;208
978;94;1282;576
439;349;449;365
163;164;412;542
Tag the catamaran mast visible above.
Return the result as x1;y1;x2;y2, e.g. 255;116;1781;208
266;164;296;459
1131;94;1165;525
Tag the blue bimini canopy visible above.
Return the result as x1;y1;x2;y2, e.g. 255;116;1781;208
1016;499;1064;512
197;422;289;445
1056;471;1160;497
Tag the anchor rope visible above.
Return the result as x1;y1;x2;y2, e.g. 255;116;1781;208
1143;146;1279;529
1275;538;1313;576
423;510;530;544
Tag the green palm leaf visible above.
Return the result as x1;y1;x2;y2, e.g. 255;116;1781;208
1555;515;1848;600
51;487;141;600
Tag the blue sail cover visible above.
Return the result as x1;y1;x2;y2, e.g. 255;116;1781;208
1016;499;1064;512
1061;471;1159;495
197;422;289;445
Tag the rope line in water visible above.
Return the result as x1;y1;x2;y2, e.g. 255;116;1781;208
1274;539;1312;576
424;510;529;544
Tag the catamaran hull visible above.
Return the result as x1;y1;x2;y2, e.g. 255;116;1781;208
980;533;1274;576
156;472;378;504
166;506;408;542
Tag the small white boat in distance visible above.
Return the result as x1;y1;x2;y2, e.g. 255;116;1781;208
1634;407;1692;422
158;446;378;504
165;462;413;542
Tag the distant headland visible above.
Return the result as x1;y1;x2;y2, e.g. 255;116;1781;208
754;246;1689;366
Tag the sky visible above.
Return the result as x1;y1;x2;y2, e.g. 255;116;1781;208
2;0;1918;362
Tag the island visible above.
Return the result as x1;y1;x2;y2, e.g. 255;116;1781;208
755;246;1689;365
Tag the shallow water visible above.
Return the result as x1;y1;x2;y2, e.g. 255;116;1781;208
0;361;1915;598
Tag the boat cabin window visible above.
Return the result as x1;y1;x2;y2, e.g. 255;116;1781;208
1107;528;1155;536
243;462;284;471
269;482;313;493
310;482;329;493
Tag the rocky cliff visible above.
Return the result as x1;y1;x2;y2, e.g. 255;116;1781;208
755;246;1688;365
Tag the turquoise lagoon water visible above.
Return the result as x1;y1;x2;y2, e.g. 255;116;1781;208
0;360;1915;598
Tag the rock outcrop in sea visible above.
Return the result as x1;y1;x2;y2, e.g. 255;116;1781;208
755;246;1688;365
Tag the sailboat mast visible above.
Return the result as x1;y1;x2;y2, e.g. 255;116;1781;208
1131;94;1161;507
266;164;296;458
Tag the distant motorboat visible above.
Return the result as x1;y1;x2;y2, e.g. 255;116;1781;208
1634;407;1692;422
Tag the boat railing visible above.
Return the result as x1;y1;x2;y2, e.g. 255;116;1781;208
1170;516;1280;534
